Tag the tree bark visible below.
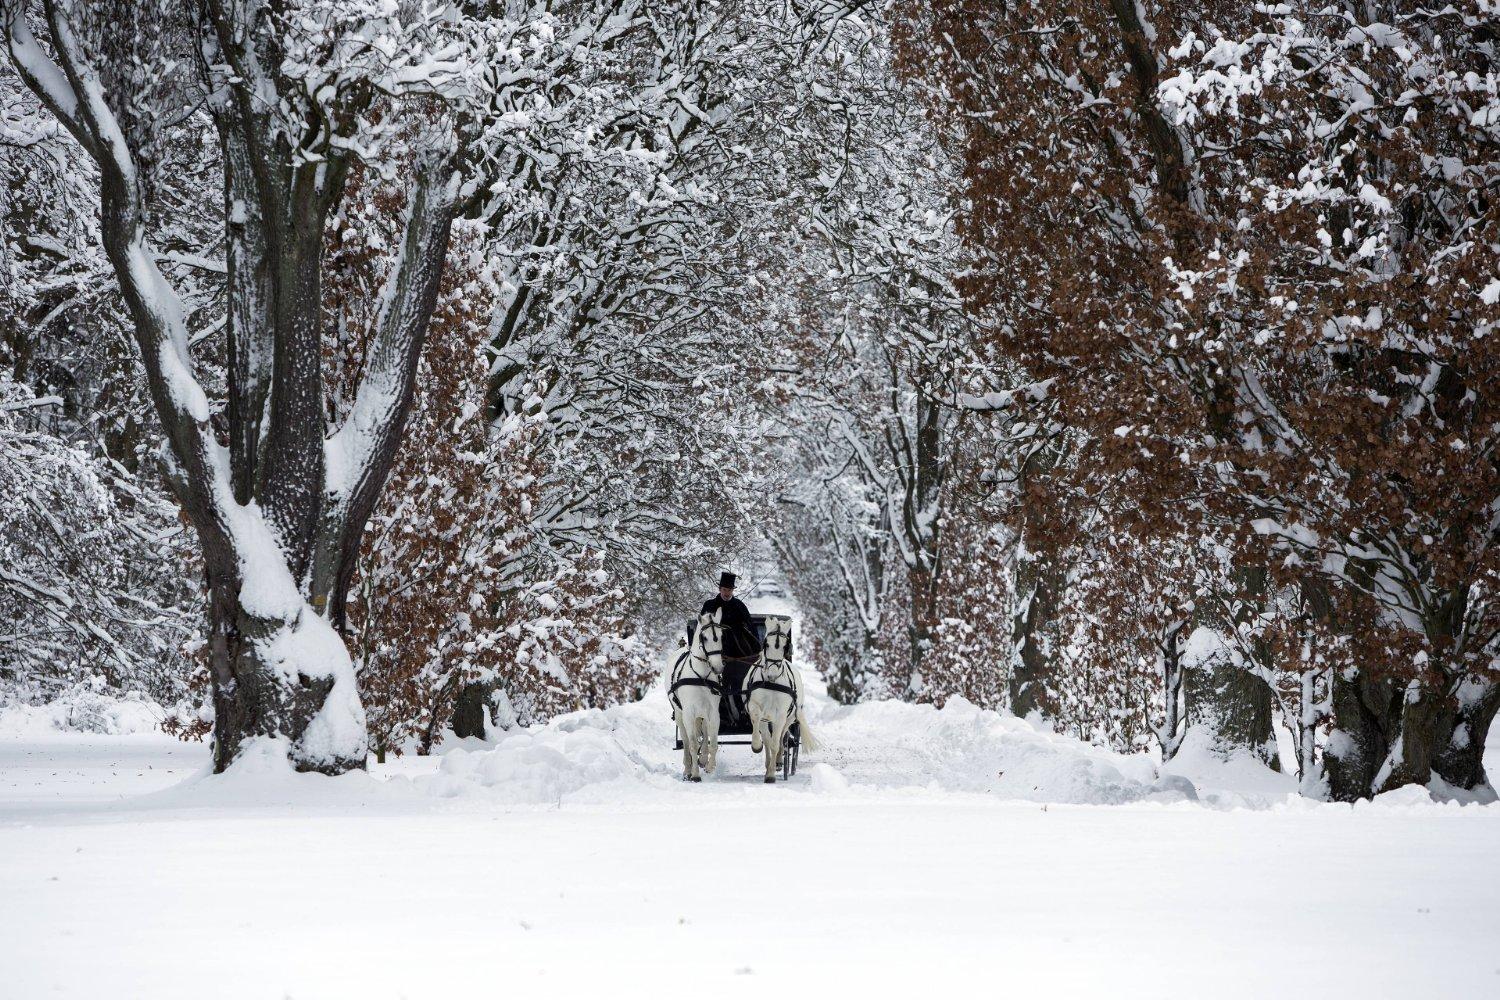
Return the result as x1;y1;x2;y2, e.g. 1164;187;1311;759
450;682;495;740
1325;584;1479;798
1324;670;1393;802
206;581;356;772
1433;679;1500;793
1157;619;1186;762
1320;645;1480;801
900;390;944;695
1182;653;1278;767
1010;538;1061;720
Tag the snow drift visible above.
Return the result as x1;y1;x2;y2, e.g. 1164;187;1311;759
24;664;1491;813
395;681;1294;809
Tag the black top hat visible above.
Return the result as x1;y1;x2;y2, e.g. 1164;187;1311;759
719;571;736;589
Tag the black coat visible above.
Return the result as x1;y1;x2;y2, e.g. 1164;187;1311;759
700;595;759;660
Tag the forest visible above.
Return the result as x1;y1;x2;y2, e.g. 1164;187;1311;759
3;2;1498;996
3;0;1497;801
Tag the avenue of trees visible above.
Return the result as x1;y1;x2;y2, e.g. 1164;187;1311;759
2;0;1495;801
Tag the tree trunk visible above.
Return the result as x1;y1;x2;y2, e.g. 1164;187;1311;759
1322;670;1457;800
907;566;936;698
1321;581;1473;798
1433;679;1500;793
1323;667;1480;801
1324;670;1390;801
1157;620;1186;762
1010;538;1061;720
450;682;495;740
902;391;944;697
1181;569;1280;769
1182;650;1279;767
1369;682;1455;794
1294;666;1326;789
206;578;364;774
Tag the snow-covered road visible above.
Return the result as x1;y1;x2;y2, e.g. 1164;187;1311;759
2;657;1498;999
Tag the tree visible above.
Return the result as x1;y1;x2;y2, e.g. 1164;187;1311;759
0;371;198;704
761;2;981;700
904;0;1499;798
3;0;480;771
1159;2;1500;797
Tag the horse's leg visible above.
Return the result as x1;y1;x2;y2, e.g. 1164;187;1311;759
771;705;792;781
764;718;777;783
688;717;704;781
749;701;763;753
705;712;719;774
684;712;701;781
776;712;788;774
676;711;688;777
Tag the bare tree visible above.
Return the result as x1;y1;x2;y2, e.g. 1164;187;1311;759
3;0;471;771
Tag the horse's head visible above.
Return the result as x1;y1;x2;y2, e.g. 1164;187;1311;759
763;616;793;663
694;611;726;673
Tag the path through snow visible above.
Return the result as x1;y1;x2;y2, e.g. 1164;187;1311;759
2;621;1498;998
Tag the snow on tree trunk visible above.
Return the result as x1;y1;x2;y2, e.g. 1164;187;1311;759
1433;679;1500;798
1179;625;1278;769
1156;620;1186;762
4;1;470;772
1009;537;1061;722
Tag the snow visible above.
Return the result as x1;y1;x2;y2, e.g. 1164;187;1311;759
218;498;368;768
0;690;161;739
1180;623;1236;670
262;611;369;768
2;661;1498;997
228;500;306;622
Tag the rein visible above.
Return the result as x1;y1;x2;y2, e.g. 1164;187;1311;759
670;621;725;710
746;655;798;707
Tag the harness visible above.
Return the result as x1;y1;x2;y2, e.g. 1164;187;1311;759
746;618;797;705
669;622;725;712
745;656;798;717
669;669;722;708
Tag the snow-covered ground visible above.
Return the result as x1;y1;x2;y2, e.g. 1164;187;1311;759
3;629;1498;998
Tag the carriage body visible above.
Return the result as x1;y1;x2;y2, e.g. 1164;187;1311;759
675;613;801;777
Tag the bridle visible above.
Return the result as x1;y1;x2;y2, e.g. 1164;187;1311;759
762;619;792;663
670;617;726;709
694;618;725;668
747;619;797;712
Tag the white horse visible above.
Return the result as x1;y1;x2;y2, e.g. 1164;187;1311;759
666;611;726;782
744;616;816;783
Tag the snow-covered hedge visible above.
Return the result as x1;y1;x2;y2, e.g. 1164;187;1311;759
0;375;200;707
0;676;165;738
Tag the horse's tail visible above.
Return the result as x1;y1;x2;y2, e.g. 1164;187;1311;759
796;708;818;752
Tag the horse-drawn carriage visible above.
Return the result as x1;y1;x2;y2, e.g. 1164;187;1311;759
670;613;804;781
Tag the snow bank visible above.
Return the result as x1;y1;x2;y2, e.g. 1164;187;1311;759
0;684;163;738
403;687;1281;809
1158;726;1297;803
417;701;682;805
141;737;404;810
97;658;1486;814
812;695;1191;805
